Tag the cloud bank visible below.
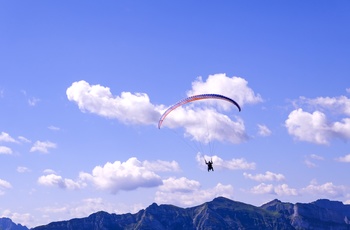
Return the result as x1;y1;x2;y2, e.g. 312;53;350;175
67;74;262;144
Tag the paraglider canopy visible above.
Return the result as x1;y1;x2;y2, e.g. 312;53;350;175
158;93;241;129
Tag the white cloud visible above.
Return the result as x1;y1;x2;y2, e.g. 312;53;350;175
332;118;350;139
43;169;57;174
79;157;163;194
335;154;350;163
243;171;285;182
17;166;31;173
36;198;145;228
257;124;272;136
286;95;350;144
0;179;12;189
155;177;233;207
0;179;12;195
0;146;12;155
18;136;31;143
274;184;298;196
28;97;40;106
1;210;33;228
48;125;60;131
30;141;57;153
285;109;331;144
302;180;347;198
304;159;317;168
38;174;85;190
158;177;201;193
0;132;17;143
250;183;275;194
301;95;350;116
187;74;262;106
310;154;324;160
304;154;324;168
163;107;248;144
67;198;111;217
161;74;262;144
66;80;161;125
249;183;298;196
196;153;256;170
142;160;180;172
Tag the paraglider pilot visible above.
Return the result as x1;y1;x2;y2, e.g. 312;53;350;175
205;158;214;172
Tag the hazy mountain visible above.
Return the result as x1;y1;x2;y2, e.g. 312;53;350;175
3;197;350;229
0;217;28;230
31;197;350;230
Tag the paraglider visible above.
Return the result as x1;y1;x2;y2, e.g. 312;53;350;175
205;158;214;172
158;94;241;129
158;94;241;172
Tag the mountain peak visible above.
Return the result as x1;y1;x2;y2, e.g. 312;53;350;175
0;218;28;230
211;196;234;204
261;198;282;206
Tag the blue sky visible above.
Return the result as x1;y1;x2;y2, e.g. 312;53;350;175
1;0;350;227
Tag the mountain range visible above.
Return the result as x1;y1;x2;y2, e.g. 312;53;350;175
2;197;350;229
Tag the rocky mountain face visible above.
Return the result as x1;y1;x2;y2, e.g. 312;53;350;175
0;217;28;230
3;197;350;229
31;197;350;230
261;198;350;229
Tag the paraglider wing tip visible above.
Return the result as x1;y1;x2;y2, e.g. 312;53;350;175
157;119;163;129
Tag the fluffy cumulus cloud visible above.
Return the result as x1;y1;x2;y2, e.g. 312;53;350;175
243;171;285;182
79;158;178;194
67;74;262;144
196;153;256;171
286;95;350;144
0;132;17;143
274;184;299;196
335;154;350;162
66;80;161;125
164;107;248;144
30;141;57;153
172;74;262;144
187;74;262;106
38;174;85;190
302;96;350;116
249;183;298;196
302;180;347;198
285;109;331;144
158;177;201;194
0;146;12;155
155;177;233;206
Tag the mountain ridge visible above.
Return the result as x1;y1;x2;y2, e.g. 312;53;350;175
2;197;350;229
